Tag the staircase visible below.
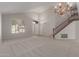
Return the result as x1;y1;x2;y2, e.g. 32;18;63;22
53;10;79;38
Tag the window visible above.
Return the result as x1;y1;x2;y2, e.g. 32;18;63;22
11;19;25;34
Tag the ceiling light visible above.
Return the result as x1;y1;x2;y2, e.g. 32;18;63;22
54;2;72;15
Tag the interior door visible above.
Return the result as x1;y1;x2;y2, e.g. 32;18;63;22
32;23;40;35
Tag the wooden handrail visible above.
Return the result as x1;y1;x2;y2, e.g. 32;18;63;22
53;11;79;38
54;20;72;35
55;17;70;30
55;12;78;30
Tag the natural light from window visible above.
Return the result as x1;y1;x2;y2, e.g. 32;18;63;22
11;19;25;34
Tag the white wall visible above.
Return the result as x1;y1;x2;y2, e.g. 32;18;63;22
0;14;1;43
76;21;79;39
77;2;79;15
39;11;56;36
55;11;72;27
2;13;32;41
76;3;79;39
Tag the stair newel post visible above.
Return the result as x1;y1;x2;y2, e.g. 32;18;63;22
53;28;55;39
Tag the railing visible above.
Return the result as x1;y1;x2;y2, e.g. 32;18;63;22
53;9;78;38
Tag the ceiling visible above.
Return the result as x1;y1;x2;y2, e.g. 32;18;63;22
0;2;56;14
0;2;76;14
